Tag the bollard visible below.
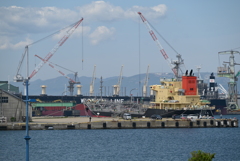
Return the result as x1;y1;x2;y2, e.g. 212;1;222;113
103;122;107;129
147;122;151;128
161;122;165;128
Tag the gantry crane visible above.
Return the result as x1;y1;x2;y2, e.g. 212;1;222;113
138;12;184;80
89;65;96;96
35;55;80;96
143;65;150;97
217;50;240;110
113;65;123;96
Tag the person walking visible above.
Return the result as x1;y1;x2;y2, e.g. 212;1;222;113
89;116;92;122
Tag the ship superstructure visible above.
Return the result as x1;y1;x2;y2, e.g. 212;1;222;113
146;71;215;117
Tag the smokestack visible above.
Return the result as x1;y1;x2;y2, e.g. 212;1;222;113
41;85;47;95
77;85;82;95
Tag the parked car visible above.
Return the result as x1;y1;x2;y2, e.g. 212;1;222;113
172;114;188;119
151;114;162;120
172;114;181;119
187;114;198;119
123;113;131;120
180;114;188;119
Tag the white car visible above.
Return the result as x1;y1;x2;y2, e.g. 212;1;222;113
123;113;132;120
187;114;198;119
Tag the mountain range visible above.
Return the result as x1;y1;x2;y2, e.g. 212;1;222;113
11;72;239;97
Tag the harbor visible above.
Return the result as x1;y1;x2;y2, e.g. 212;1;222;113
0;116;238;130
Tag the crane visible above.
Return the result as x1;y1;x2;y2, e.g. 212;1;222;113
28;18;83;80
143;65;150;97
217;50;240;109
218;84;228;98
113;65;123;96
35;55;80;96
137;12;184;80
89;65;96;96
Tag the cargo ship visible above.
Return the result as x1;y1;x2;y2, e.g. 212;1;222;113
15;71;216;118
143;71;215;117
197;73;227;115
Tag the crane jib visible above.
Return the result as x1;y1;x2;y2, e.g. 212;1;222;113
28;18;83;79
149;30;157;41
160;49;169;59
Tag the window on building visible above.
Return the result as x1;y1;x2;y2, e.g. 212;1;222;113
0;97;8;103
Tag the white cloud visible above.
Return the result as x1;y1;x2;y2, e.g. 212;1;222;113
77;1;124;22
89;26;115;45
0;6;78;35
125;4;167;21
52;25;91;40
77;1;167;22
0;2;167;49
0;37;33;50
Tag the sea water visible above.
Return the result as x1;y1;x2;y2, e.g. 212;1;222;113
1;115;240;161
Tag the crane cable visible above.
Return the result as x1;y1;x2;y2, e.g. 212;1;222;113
82;20;84;70
138;15;141;96
148;20;187;72
148;21;179;55
27;20;80;47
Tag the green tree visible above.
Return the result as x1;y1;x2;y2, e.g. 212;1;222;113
189;150;215;161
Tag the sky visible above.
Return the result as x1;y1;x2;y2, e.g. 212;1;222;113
0;0;240;82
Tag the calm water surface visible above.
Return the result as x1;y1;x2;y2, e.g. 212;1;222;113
0;115;240;161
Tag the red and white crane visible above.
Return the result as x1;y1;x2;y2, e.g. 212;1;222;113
138;12;184;80
35;54;80;96
29;18;83;79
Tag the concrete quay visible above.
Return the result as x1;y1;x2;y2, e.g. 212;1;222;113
0;117;238;130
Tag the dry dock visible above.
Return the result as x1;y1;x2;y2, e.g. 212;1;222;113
0;117;238;130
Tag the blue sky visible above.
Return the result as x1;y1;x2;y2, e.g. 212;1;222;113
0;0;240;82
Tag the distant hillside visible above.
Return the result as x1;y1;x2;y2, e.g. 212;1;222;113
11;72;239;96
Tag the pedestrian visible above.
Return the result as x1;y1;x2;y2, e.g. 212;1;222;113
89;116;91;122
220;114;222;119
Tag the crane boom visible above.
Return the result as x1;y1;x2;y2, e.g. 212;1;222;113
138;12;177;77
90;65;96;96
143;65;150;97
35;55;75;83
113;65;123;96
29;18;83;79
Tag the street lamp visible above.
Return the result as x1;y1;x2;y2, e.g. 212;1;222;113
14;45;31;161
130;88;137;103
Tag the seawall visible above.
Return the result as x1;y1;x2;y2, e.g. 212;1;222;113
0;119;238;130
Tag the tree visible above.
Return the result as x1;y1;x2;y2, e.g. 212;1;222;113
189;150;215;161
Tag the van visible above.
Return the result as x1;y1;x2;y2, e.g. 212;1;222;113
123;113;131;120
